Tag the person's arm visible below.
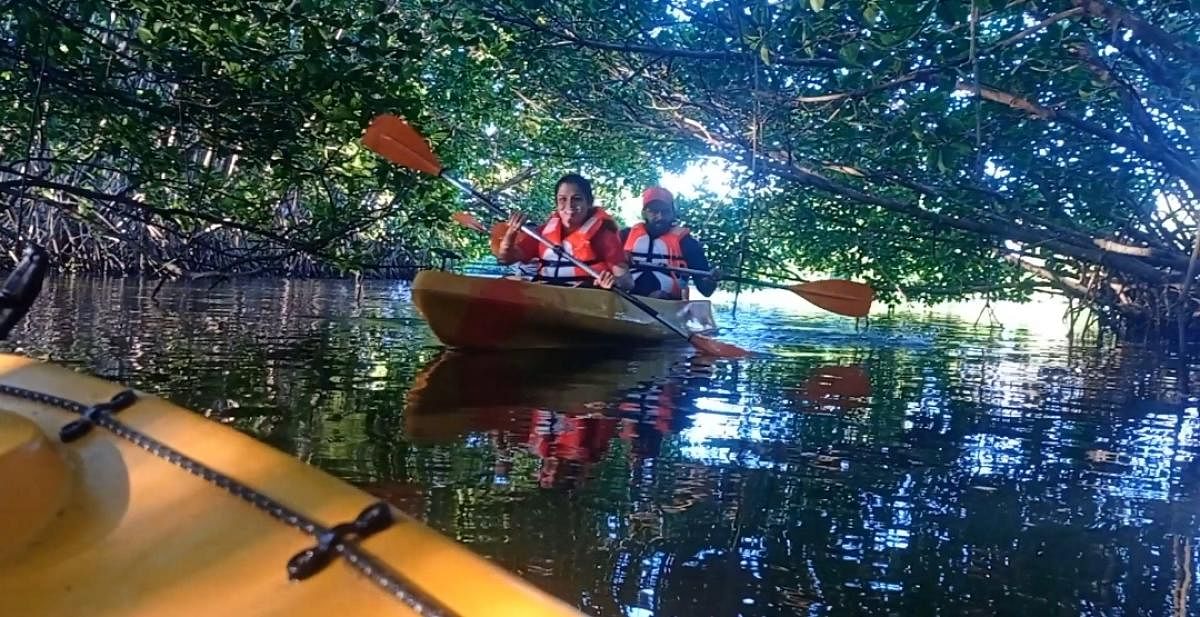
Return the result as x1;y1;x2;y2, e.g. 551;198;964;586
618;227;638;276
595;226;633;290
492;212;538;264
681;236;717;297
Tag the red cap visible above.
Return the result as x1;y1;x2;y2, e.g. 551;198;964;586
641;186;674;208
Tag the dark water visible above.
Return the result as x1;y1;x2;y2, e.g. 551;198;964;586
5;275;1199;617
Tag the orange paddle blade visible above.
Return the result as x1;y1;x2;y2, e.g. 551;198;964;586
452;211;487;233
689;334;752;358
488;221;510;254
789;279;874;317
361;114;443;176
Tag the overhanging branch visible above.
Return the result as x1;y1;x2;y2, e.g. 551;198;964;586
958;82;1200;193
480;9;839;69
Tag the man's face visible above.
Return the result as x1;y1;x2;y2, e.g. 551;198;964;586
643;201;674;225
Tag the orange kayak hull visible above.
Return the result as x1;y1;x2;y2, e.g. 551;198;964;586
411;270;718;350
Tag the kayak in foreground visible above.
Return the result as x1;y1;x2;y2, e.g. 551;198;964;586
410;270;718;350
0;352;583;617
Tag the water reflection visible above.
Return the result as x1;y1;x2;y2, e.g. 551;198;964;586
4;276;1200;616
409;350;680;488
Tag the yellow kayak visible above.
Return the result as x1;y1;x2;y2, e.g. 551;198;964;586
411;270;717;350
0;352;583;617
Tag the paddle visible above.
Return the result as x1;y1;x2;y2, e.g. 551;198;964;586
633;264;873;318
449;211;872;318
361;114;751;358
452;211;488;231
0;243;49;340
451;211;487;234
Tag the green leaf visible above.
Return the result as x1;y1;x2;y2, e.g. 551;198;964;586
760;45;771;66
136;26;153;43
935;1;967;24
839;43;860;66
810;0;825;11
864;2;880;24
878;30;902;46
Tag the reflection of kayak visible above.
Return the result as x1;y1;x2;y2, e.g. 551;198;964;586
411;270;718;350
405;349;690;489
404;349;679;443
0;353;580;617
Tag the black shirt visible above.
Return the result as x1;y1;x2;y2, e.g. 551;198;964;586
619;226;717;297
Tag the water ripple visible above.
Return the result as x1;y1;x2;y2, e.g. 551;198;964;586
4;276;1199;616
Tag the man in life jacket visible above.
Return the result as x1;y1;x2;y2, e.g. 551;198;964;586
491;173;633;290
621;186;717;300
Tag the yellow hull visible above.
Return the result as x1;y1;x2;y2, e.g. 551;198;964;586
0;353;582;617
411;270;717;350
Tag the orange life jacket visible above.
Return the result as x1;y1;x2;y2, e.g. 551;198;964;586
527;410;618;463
535;208;615;286
624;223;690;298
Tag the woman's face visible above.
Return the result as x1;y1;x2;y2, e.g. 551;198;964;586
555;182;591;227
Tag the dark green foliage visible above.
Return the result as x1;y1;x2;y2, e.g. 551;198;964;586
4;0;1200;337
449;0;1200;334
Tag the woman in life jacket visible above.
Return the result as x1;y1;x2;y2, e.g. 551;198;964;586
491;173;633;290
621;186;717;300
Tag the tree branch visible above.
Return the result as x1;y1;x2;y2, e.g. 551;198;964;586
1003;254;1096;304
480;9;838;69
1072;0;1200;65
662;113;1179;283
793;6;1085;105
0;176;327;256
959;82;1200;193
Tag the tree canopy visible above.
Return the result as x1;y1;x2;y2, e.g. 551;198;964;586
0;0;678;276
3;0;1199;336
451;0;1200;333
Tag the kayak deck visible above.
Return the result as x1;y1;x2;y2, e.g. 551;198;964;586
411;270;718;350
0;353;582;617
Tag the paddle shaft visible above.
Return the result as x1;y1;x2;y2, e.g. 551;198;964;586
454;210;867;315
440;172;701;343
0;243;48;339
633;263;793;290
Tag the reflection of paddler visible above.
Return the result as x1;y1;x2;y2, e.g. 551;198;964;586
615;380;678;460
613;357;716;460
526;411;620;490
528;410;619;463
